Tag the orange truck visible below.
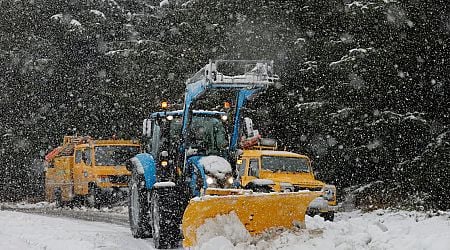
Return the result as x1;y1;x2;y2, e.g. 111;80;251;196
44;136;140;208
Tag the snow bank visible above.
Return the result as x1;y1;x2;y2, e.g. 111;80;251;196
2;207;449;250
197;210;450;250
195;212;251;249
199;156;232;179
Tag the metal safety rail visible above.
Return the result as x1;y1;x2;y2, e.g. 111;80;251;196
186;60;279;88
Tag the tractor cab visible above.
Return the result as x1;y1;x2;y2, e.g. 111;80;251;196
141;109;230;184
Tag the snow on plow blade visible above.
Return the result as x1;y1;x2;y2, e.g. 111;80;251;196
182;191;321;247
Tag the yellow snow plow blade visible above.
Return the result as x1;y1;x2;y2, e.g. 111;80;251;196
182;191;321;247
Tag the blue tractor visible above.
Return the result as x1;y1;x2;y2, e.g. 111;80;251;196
127;60;278;248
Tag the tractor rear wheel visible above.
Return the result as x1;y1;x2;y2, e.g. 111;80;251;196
150;188;180;249
129;168;152;238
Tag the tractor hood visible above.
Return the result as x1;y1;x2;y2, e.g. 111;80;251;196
187;155;232;180
260;171;325;189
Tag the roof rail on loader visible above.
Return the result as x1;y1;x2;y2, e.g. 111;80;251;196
186;60;279;89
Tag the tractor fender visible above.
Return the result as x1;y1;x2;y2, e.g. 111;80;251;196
130;153;157;189
186;156;208;196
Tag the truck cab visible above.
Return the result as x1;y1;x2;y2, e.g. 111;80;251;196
45;136;140;207
236;148;337;220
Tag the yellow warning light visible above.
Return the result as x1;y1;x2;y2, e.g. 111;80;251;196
224;101;231;109
161;101;168;109
236;159;243;165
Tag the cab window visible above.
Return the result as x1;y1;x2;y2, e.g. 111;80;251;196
84;148;92;166
248;158;259;177
151;124;161;157
75;150;83;164
236;158;247;177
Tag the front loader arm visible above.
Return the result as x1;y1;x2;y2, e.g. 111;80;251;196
179;60;277;155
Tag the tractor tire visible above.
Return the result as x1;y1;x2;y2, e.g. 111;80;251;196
86;185;101;209
54;188;63;208
150;188;181;249
128;169;152;238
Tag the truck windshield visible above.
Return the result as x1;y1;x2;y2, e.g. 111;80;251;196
170;115;228;156
95;146;140;166
261;156;310;173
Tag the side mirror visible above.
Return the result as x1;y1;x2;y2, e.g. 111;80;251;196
142;119;152;137
244;117;260;138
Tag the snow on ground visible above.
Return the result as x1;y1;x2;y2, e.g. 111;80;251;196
197;210;450;250
2;201;128;215
0;210;153;250
1;207;449;250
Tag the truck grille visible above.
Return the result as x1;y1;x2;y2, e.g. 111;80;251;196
294;186;323;192
109;175;129;184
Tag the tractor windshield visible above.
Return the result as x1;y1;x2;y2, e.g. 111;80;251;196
188;116;228;155
261;156;310;173
94;146;140;166
168;115;228;156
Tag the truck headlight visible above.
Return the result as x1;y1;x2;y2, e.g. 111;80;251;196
322;185;336;201
227;176;234;184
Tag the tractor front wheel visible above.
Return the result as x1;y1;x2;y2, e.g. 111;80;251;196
150;188;180;249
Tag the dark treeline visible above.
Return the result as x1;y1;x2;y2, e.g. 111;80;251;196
0;0;449;209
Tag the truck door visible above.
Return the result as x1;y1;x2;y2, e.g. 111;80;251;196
241;158;259;187
73;148;93;195
235;158;247;187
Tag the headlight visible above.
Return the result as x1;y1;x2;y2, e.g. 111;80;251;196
206;176;216;185
322;185;336;201
227;176;234;184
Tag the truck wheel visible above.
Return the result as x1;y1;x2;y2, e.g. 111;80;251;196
150;188;180;249
323;211;335;222
129;169;152;238
86;185;100;209
54;189;63;208
246;183;271;193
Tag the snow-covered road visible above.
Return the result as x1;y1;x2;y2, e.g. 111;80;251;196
0;210;154;250
0;209;449;250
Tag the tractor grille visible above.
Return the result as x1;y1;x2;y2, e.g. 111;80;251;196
109;175;129;184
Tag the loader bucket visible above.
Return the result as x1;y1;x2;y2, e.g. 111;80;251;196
182;191;321;247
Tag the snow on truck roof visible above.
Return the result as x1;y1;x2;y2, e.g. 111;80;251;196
242;150;310;159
